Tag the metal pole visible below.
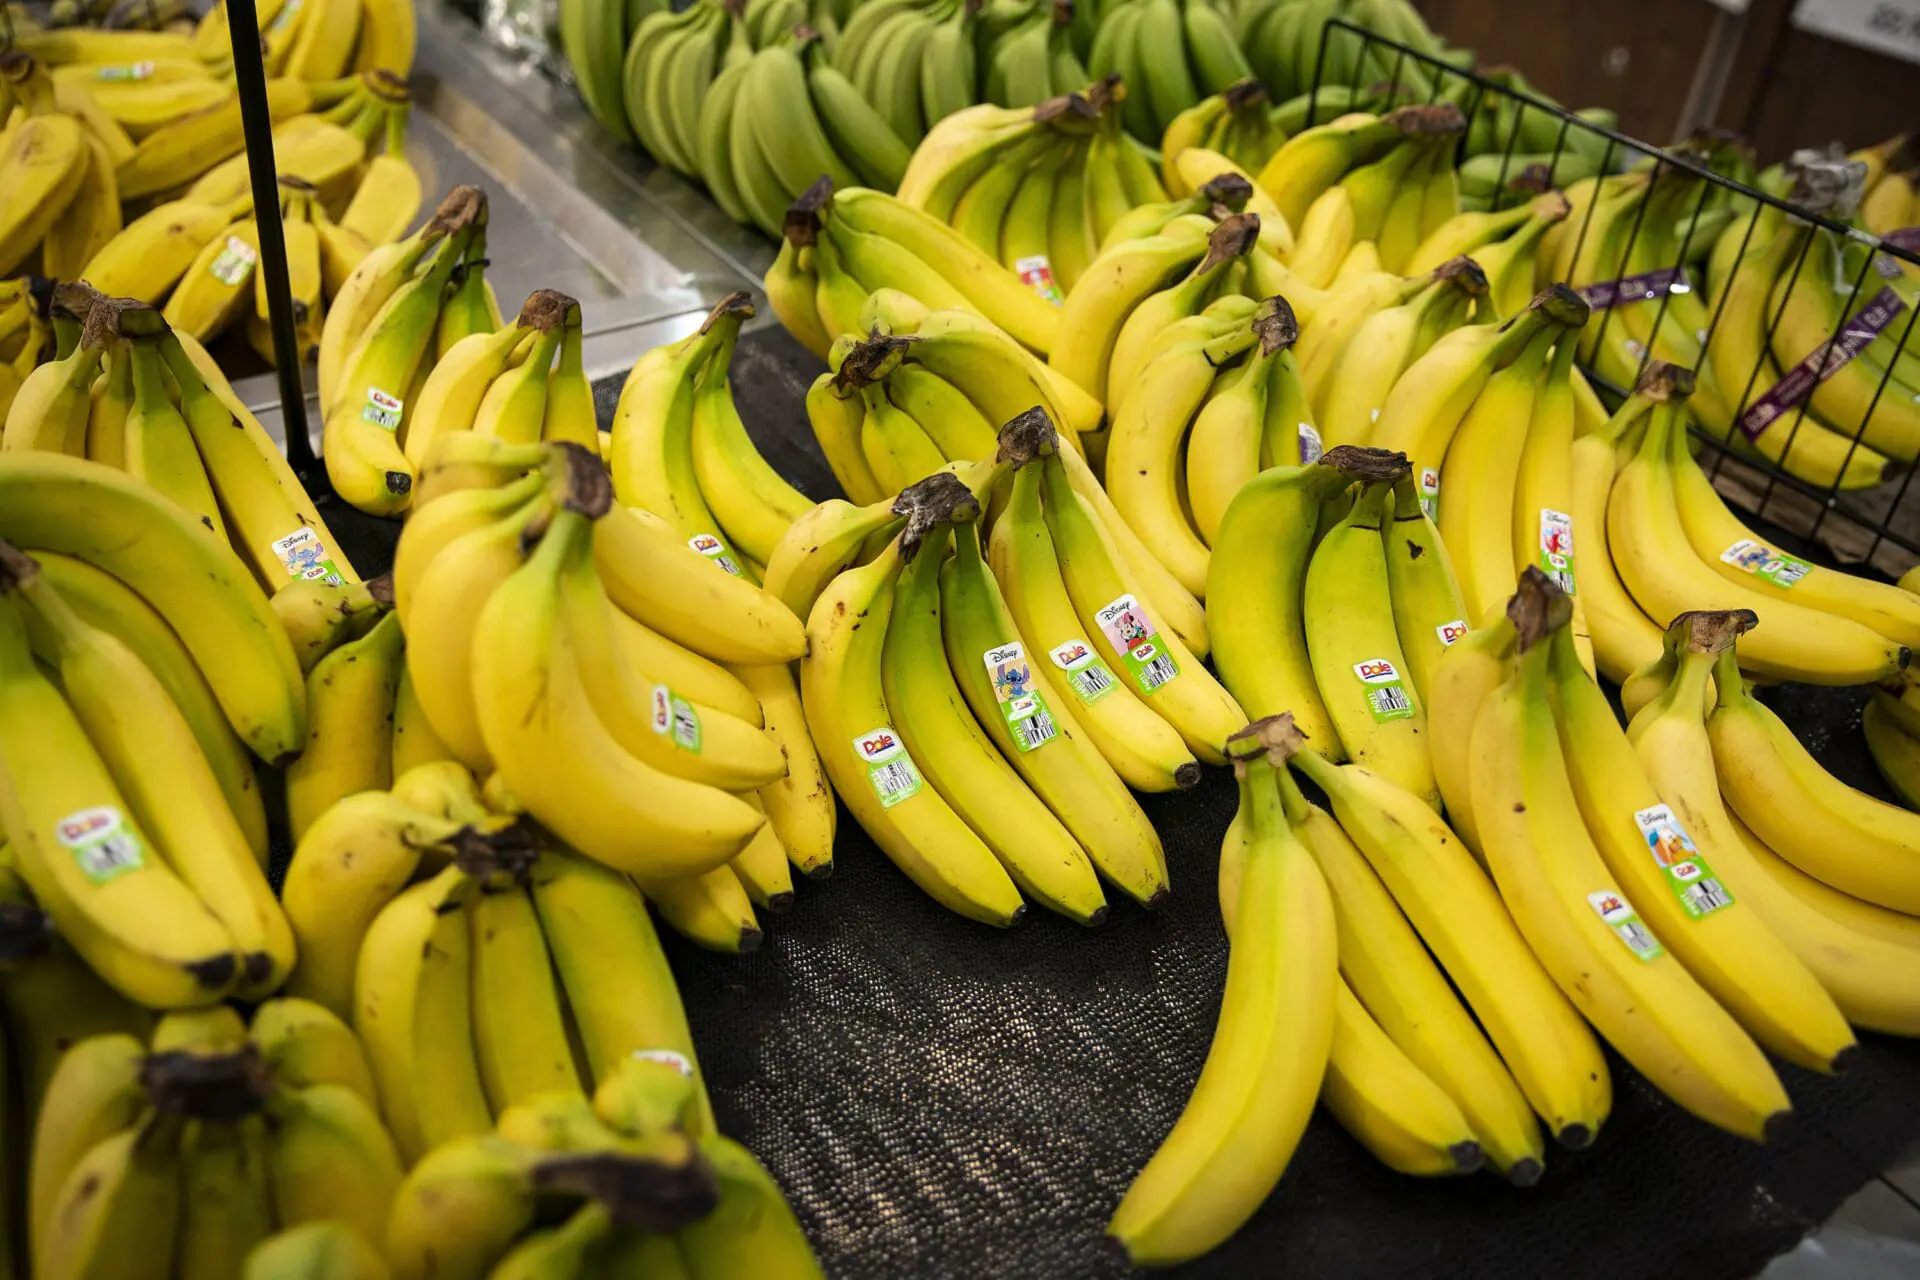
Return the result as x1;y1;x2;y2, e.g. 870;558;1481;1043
1675;7;1747;139
221;0;317;473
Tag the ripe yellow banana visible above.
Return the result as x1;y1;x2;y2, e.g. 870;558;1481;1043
285;609;404;843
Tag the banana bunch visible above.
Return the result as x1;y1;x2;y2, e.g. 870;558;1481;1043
1405;185;1569;319
611;293;817;569
1266;102;1466;283
384;1055;820;1278
1459;66;1616;202
399;287;598;476
829;0;980;146
1084;0;1252;145
277;764;733;1168
317;185;503;516
807;291;1101;500
27;1000;403;1277
0;51;113;279
1159;78;1287;195
801;451;1191;926
6;288;366;610
767;177;1063;358
1442;571;1843;1142
894;80;1169;294
981;0;1090;110
184;0;416;81
1108;716;1334;1265
0;279;54;424
620;0;747;179
694;27;914;238
1625;610;1920;1037
1236;0;1447;103
1209;446;1454;807
0;539;299;1009
393;434;827;910
1603;363;1913;687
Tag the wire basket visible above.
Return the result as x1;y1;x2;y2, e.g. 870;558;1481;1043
1301;16;1920;581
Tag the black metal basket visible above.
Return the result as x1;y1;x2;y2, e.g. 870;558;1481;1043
1302;16;1920;581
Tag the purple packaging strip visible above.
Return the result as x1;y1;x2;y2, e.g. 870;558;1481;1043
1574;266;1690;311
1736;286;1907;441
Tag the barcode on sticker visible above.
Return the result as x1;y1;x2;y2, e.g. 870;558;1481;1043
1297;422;1324;464
1014;709;1057;749
852;727;923;808
1588;889;1665;961
1048;639;1117;705
1633;803;1732;919
1435;619;1469;647
208;236;257;287
687;533;742;577
1720;539;1810;589
1353;657;1416;723
361;387;402;431
1013;255;1064;306
1095;594;1179;696
271;526;344;585
1537;509;1576;594
54;807;145;885
651;686;701;752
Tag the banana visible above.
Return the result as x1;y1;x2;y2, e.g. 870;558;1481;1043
610;300;752;576
1256;109;1400;231
2;323;103;456
119;314;227;540
1381;471;1468;708
471;879;583;1111
1567;372;1664;683
529;845;718;1134
177;1116;275;1279
731;662;834;878
384;1136;540;1280
1316;258;1485;445
37;1114;186;1280
403;488;554;771
802;489;1027;925
1865;696;1920;809
244;1221;392;1279
596;503;807;665
941;502;1171;908
0;53;89;277
541;300;600;453
354;865;493;1163
40;129;120;284
677;1135;824;1279
881;516;1107;922
829;185;1061;355
392;470;542;626
1471;574;1789;1141
0;588;243;1008
1205;457;1350;756
26;1031;148;1261
263;1082;405;1247
1041;449;1245;763
1324;979;1484;1177
637;863;761;952
472;293;565;446
558;517;786;793
1104;214;1258;417
1284;727;1612;1148
1710;642;1920;914
611;607;766;726
87;340;135;468
11;546;294;998
1305;458;1437;806
1186;298;1300;543
251;996;379;1106
401;325;524;468
1630;612;1920;1034
81;192;251;303
281;791;464;1020
1271;766;1541;1180
325;205;477;515
1108;720;1334;1266
285;609;404;843
490;1203;612;1279
894;307;1102;449
1547;620;1855;1072
727;798;794;913
0;450;307;763
688;300;814;565
1609;370;1908;685
991;458;1202;793
273;576;384;674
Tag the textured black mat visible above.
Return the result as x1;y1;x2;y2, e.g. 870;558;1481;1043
299;325;1920;1280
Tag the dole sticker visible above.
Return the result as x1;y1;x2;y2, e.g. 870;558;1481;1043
687;532;743;576
1633;803;1733;918
1720;539;1810;590
361;387;403;431
1096;595;1179;695
1049;639;1118;705
1435;619;1469;648
852;726;923;807
1013;255;1064;305
983;642;1057;752
1587;889;1665;961
54;807;146;885
271;526;345;585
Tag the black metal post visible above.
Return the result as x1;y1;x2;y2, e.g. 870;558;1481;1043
221;0;316;473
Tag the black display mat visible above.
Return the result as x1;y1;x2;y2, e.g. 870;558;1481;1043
304;325;1920;1280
